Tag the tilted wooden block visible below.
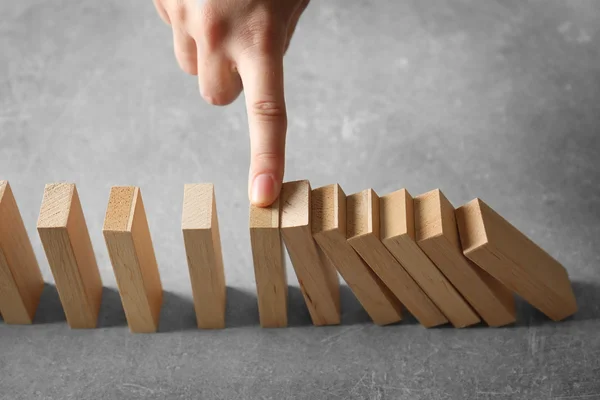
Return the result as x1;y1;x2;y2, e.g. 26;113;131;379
456;198;577;321
347;189;448;328
312;184;402;326
103;187;163;333
182;184;226;329
37;183;103;329
249;198;287;328
414;189;516;327
0;181;44;324
380;189;480;328
280;180;340;326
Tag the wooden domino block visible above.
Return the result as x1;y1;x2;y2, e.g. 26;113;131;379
380;189;480;328
456;198;577;321
249;198;287;328
103;187;163;333
312;184;402;325
280;180;340;326
37;183;103;329
414;189;516;327
347;189;448;328
182;184;226;329
0;181;44;324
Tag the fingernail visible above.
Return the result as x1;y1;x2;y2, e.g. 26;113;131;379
251;174;276;206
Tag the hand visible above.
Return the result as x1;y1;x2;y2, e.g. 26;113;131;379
153;0;309;207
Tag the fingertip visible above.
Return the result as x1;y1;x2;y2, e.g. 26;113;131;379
249;173;281;207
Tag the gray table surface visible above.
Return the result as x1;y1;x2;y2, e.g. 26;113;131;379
1;0;599;399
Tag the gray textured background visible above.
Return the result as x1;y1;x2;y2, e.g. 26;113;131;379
1;0;600;399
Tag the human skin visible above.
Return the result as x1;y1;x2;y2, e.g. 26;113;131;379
153;0;310;207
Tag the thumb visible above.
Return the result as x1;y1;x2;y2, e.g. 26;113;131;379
237;51;287;207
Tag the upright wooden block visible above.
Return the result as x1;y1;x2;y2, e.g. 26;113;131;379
249;198;287;328
182;184;226;329
312;184;402;326
380;189;480;328
456;198;577;321
37;183;103;329
103;187;163;333
347;189;448;328
0;181;44;324
414;189;516;327
280;180;340;326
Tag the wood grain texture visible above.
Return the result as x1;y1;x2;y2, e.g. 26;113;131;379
182;184;226;329
249;197;287;328
37;183;102;329
0;181;44;324
312;184;402;325
346;189;447;328
414;189;516;327
456;198;577;321
280;180;340;326
380;189;480;328
103;187;163;333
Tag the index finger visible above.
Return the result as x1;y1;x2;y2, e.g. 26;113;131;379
236;48;287;207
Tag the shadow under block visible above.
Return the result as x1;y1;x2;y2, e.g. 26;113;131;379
0;181;44;324
103;187;163;333
456;198;577;321
37;183;103;329
380;189;480;328
182;184;226;329
414;189;516;327
280;180;340;326
347;189;448;328
249;199;287;328
312;184;402;326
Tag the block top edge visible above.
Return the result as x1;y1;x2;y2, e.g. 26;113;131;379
182;183;215;230
249;197;280;229
414;189;445;241
103;186;137;232
311;184;341;234
37;183;76;228
280;180;310;228
456;198;489;253
380;188;409;240
346;189;376;239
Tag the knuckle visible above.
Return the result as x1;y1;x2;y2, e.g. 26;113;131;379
253;151;283;165
251;100;287;120
168;0;187;22
241;12;286;55
198;5;227;51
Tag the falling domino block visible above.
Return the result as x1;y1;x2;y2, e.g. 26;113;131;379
280;180;341;326
379;189;480;328
456;198;577;321
312;184;402;325
0;181;44;324
182;184;226;329
37;183;103;329
414;189;516;327
249;198;288;328
103;187;163;333
346;189;448;328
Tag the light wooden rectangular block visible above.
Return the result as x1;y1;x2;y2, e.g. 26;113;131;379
249;198;287;328
312;184;402;325
347;189;448;328
380;189;480;328
280;180;340;326
414;189;516;327
37;183;103;329
456;198;577;321
0;181;44;324
182;184;226;329
103;187;163;333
